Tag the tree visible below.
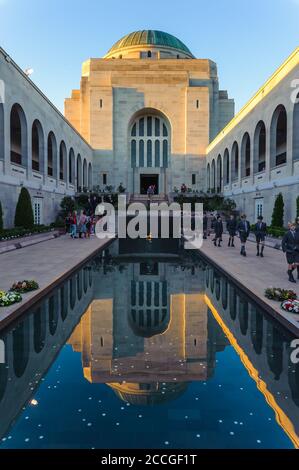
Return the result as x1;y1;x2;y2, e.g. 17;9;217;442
0;201;3;231
271;193;284;228
14;188;34;228
60;196;75;218
296;196;299;219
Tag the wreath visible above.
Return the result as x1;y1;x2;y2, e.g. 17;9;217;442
281;299;299;314
10;280;39;293
264;287;297;302
0;291;22;307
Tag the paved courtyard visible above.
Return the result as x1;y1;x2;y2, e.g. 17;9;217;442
0;235;112;329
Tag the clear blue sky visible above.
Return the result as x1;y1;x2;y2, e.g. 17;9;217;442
1;0;299;113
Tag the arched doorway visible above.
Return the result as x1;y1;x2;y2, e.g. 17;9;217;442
129;109;170;195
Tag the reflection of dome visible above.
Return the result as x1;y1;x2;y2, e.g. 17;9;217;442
105;30;194;59
107;382;188;405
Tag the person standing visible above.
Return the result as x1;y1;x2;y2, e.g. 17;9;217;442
254;216;267;257
70;211;77;239
282;223;299;283
214;215;223;247
227;214;237;247
237;214;250;257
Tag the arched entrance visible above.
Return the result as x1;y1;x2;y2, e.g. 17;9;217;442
129;109;170;196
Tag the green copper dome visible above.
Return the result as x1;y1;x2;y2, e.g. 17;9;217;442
107;30;194;57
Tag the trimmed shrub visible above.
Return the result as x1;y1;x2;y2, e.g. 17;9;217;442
14;188;34;229
0;200;3;231
271;193;284;228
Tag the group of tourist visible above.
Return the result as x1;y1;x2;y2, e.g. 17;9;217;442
65;210;95;239
204;212;299;283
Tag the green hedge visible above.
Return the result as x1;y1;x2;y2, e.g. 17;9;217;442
0;225;55;241
14;187;34;229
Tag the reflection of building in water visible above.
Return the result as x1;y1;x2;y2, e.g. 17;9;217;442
204;264;299;448
69;261;227;404
0;266;93;440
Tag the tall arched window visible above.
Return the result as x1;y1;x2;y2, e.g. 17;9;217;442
211;159;216;192
207;163;211;191
47;132;57;177
59;141;67;181
83;159;87;188
254;121;266;173
130;113;169;168
32;119;44;172
69;148;75;184
271;105;287;167
0;102;4;162
241;133;251;178
88;163;92;189
293;93;299;162
223;149;230;185
216;154;222;192
231;141;239;181
10;104;27;166
77;154;82;190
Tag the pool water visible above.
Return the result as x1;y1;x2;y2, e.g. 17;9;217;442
0;242;298;449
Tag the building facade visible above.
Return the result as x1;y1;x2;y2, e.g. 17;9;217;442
206;48;299;224
65;30;234;197
0;48;93;228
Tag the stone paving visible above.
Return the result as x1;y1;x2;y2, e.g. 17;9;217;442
0;234;112;329
199;234;299;335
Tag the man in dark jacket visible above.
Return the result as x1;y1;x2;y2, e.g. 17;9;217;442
227;215;237;247
214;215;223;247
282;223;299;283
254;216;267;257
237;214;250;257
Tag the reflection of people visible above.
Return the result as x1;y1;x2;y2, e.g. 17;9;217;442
203;211;208;239
282;223;299;283
237;214;250;257
254;216;267;257
227;215;237;247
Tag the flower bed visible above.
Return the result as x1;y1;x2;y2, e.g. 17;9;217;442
0;225;55;242
0;291;22;307
264;287;297;302
10;280;39;293
281;299;299;314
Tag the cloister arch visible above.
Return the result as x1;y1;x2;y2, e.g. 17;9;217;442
59;141;67;181
216;154;222;192
10;103;27;166
47;131;57;177
223;149;230;185
253;121;266;173
83;158;87;188
69;148;75;185
88;163;92;189
211;159;216;192
231;141;239;181
292;94;299;162
270;105;287;168
241;132;251;178
0;103;4;162
207;163;210;191
77;154;82;191
31;119;44;172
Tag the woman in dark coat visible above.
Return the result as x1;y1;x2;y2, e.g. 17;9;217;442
214;215;223;247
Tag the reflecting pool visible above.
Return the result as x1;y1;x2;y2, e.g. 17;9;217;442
0;240;298;449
